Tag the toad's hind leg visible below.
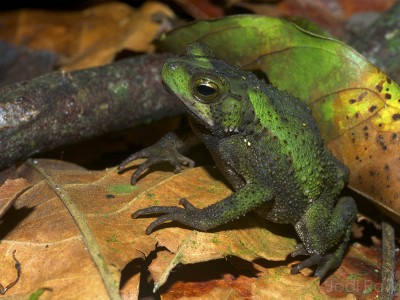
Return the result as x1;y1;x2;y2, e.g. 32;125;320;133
292;196;357;279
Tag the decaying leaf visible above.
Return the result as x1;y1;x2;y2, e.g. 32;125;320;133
0;2;174;70
157;15;400;222
0;158;386;297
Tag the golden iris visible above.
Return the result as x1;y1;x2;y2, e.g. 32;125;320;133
193;78;220;103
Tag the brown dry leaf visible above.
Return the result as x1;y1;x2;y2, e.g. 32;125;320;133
251;267;356;300
194;287;243;299
0;178;29;218
149;223;295;290
162;273;251;299
0;2;174;70
0;158;157;298
0;158;295;298
156;255;257;298
0;159;379;298
154;241;382;298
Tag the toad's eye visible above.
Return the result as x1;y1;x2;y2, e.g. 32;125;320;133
193;78;220;103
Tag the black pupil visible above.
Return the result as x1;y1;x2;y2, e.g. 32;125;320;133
197;84;216;97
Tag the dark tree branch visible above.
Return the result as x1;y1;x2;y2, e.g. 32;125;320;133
0;53;184;169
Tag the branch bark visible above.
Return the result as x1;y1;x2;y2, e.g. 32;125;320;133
0;53;183;169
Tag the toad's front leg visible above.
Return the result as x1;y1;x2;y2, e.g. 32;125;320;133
132;183;274;234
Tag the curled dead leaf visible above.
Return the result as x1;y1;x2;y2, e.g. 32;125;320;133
0;2;174;70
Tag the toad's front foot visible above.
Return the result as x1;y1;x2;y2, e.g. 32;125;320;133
290;244;340;280
132;198;208;234
118;132;194;185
